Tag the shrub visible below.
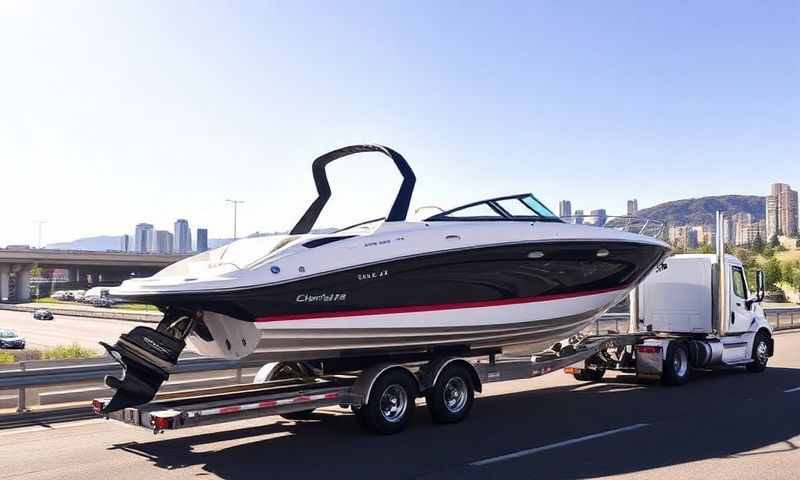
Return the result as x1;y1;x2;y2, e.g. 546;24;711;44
42;343;98;360
0;352;15;364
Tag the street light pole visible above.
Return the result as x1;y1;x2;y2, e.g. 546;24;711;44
225;199;245;240
36;220;47;248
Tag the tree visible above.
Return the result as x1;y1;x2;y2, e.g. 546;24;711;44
752;234;764;253
769;234;780;248
764;257;783;290
782;262;797;287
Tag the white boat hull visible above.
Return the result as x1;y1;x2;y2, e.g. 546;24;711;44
188;287;630;361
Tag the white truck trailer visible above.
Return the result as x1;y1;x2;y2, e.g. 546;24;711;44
94;212;774;435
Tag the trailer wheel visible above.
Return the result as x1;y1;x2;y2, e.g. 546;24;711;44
662;342;690;386
426;364;475;424
280;409;316;420
746;332;770;373
356;369;417;435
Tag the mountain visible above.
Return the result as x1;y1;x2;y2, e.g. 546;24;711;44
46;229;337;251
638;195;766;226
47;235;122;251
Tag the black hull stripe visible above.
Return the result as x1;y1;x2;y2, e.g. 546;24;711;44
255;285;627;323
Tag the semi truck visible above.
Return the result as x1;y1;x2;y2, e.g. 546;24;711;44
93;212;774;435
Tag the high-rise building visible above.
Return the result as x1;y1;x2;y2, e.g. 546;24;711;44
590;209;607;227
573;209;584;224
155;230;174;254
627;199;638;217
767;183;799;238
120;234;131;252
134;224;154;253
174;219;192;253
558;200;572;221
736;219;766;246
196;228;208;253
686;229;699;249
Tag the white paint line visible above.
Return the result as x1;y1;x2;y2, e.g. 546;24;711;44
469;423;650;467
784;386;800;393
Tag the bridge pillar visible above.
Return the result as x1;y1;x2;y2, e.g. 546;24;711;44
16;266;31;303
0;264;9;302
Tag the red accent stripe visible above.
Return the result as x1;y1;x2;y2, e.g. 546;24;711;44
255;285;628;323
259;400;277;408
219;406;241;414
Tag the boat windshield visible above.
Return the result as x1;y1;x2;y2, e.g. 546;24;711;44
425;194;562;222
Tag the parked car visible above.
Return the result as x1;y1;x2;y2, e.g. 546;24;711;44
33;309;54;320
0;329;25;349
90;298;113;308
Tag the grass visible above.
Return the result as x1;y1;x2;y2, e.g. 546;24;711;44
35;296;65;305
0;344;99;364
776;249;800;264
114;303;159;312
34;296;158;312
41;343;98;360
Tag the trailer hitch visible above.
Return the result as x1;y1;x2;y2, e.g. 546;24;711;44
99;310;197;414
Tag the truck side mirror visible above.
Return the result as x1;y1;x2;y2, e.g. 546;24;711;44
756;270;765;303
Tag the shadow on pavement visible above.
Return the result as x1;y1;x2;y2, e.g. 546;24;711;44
109;364;800;479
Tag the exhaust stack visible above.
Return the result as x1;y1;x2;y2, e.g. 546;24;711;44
715;211;728;337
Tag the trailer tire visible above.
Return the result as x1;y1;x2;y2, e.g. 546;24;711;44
356;369;417;435
426;364;475;424
661;342;690;386
280;409;316;420
746;331;770;373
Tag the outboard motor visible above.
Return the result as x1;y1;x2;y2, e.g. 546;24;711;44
99;309;197;413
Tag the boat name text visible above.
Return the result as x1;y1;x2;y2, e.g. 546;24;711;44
357;269;389;281
296;293;348;303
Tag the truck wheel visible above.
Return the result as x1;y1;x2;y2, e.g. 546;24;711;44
661;342;690;386
573;355;606;382
573;366;606;382
746;332;770;373
356;369;417;435
426;364;475;424
280;409;316;420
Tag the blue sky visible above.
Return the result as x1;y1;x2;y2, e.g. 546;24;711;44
1;1;797;247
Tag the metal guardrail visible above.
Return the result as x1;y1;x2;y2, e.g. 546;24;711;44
589;308;800;334
0;356;266;413
1;308;798;416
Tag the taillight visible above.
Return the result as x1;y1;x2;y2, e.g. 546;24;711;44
637;345;661;354
151;416;173;431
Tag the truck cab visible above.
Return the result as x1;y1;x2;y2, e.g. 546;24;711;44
633;253;773;377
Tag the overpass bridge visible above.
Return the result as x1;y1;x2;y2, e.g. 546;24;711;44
0;248;187;303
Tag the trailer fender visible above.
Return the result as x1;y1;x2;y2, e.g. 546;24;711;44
351;363;420;406
418;358;482;394
253;361;314;383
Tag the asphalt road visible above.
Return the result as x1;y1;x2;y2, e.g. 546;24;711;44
0;309;146;353
0;330;799;479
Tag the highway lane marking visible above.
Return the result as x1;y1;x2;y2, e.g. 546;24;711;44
784;386;800;393
469;423;651;467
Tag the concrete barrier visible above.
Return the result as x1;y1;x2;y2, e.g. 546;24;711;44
0;303;160;323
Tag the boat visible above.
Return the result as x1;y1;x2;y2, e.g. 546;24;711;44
100;144;671;413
